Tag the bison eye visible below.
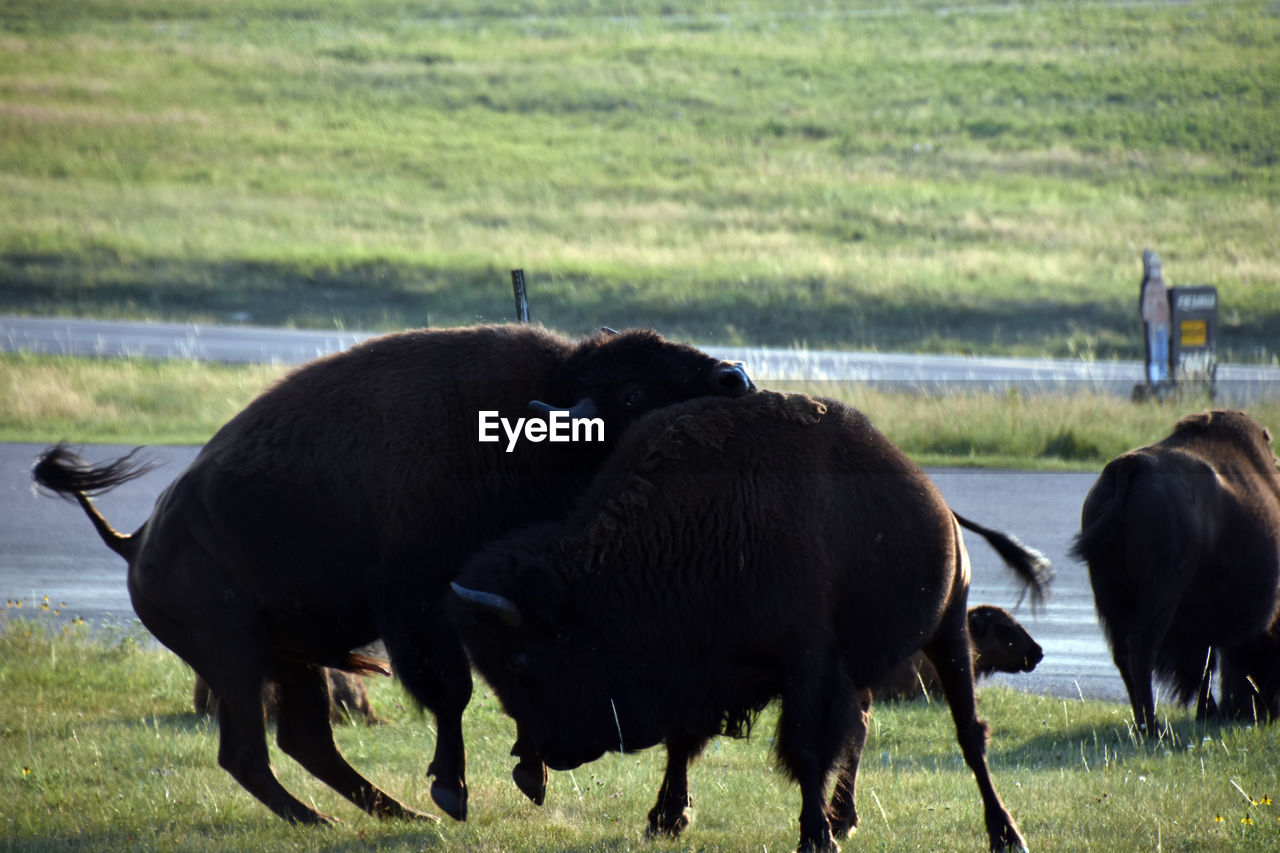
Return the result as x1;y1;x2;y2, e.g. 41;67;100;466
619;385;643;410
505;653;529;675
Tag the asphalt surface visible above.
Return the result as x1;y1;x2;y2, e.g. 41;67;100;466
5;314;1280;400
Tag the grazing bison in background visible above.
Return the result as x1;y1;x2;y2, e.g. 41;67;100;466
880;605;1043;701
452;391;1050;852
1071;410;1280;735
193;669;383;726
30;323;754;826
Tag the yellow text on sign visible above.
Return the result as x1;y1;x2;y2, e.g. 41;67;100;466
1180;319;1207;347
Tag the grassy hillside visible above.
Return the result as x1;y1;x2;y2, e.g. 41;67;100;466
2;0;1277;360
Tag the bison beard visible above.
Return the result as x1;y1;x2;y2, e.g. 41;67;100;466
453;391;1050;852
30;323;754;826
1071;409;1280;735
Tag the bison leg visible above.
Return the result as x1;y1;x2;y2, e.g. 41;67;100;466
1115;635;1161;737
379;617;473;821
776;653;858;853
213;696;337;824
925;622;1026;852
128;569;333;824
273;660;437;822
1192;646;1218;723
510;728;548;806
646;734;708;838
827;689;871;839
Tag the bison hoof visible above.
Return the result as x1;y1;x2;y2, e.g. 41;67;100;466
829;811;858;839
429;779;467;822
512;758;547;806
796;833;838;853
646;807;691;838
378;802;441;823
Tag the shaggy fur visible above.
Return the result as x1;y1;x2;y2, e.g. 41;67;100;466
31;323;754;825
453;391;1050;853
1071;410;1280;734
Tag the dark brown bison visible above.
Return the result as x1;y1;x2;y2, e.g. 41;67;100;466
30;323;754;825
452;391;1050;852
1071;410;1280;735
880;605;1043;701
193;668;383;726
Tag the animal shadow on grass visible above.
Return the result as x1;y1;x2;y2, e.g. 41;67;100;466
992;715;1244;772
118;712;216;736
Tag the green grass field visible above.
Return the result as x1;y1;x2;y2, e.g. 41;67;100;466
2;611;1279;852
2;0;1277;360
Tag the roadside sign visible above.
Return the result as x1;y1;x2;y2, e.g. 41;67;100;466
1168;285;1218;391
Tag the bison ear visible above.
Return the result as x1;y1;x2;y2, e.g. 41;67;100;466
968;608;990;636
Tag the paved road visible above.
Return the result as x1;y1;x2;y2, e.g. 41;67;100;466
4;314;1279;400
3;442;1121;703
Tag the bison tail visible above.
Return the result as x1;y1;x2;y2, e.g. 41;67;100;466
1068;514;1118;568
1067;454;1147;567
953;512;1053;609
31;442;155;562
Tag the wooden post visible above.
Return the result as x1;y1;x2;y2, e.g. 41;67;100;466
511;269;530;324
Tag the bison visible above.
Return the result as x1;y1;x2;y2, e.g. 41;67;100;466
193;668;383;726
880;605;1043;701
1071;409;1280;734
30;322;754;825
451;391;1050;852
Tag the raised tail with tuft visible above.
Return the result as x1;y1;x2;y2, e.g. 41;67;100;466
31;443;157;562
953;512;1053;609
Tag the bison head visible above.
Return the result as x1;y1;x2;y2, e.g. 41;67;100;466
451;541;668;772
1172;410;1279;472
532;329;755;439
968;605;1043;677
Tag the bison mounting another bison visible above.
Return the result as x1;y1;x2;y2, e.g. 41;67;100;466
453;391;1051;852
31;323;755;826
1072;409;1280;735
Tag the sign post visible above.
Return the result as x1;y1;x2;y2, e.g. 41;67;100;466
1133;250;1218;401
511;269;530;324
1168;285;1218;395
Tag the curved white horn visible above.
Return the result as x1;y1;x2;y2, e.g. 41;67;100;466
451;582;522;628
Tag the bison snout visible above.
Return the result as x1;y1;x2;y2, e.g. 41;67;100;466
716;362;756;396
1021;644;1044;672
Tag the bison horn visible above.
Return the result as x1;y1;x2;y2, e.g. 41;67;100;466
599;326;619;335
528;397;600;420
450;582;522;628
